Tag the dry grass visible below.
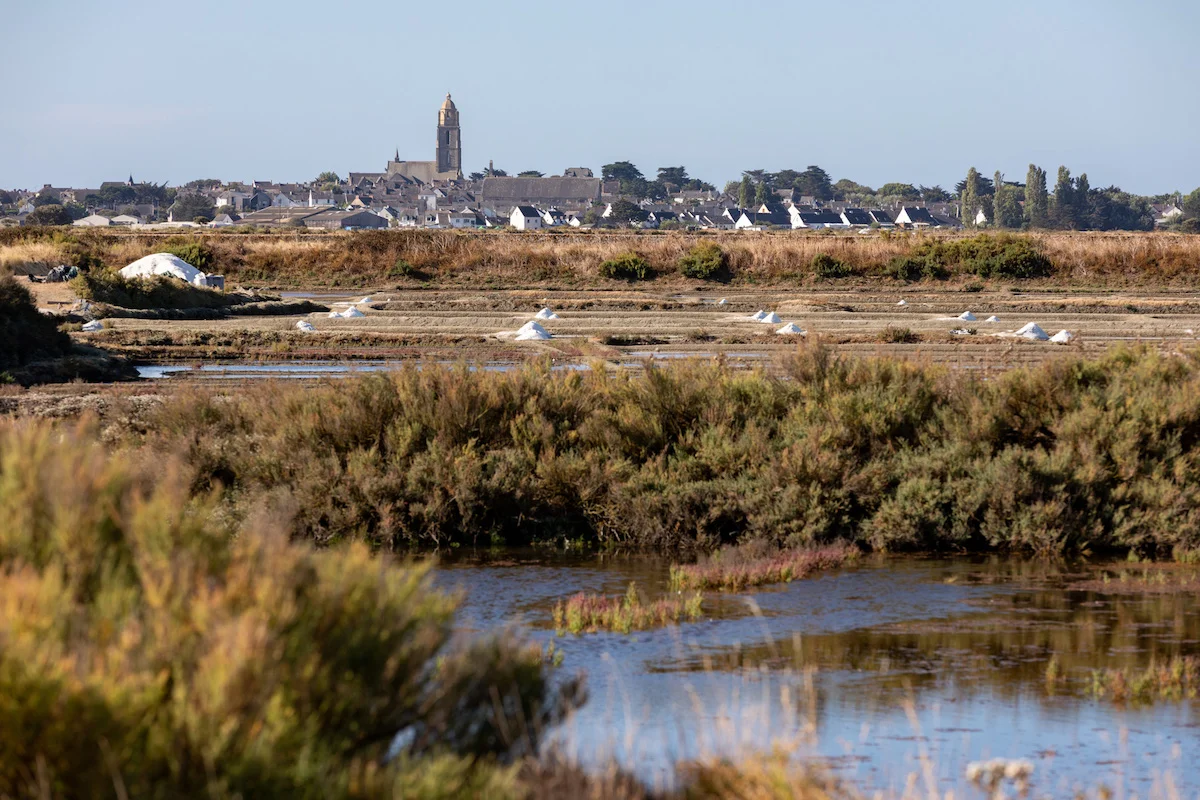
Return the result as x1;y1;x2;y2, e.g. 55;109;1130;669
0;240;63;274
552;583;704;634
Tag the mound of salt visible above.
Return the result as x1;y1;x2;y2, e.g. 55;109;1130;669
296;321;316;332
896;300;908;307
759;311;782;324
327;310;343;318
717;298;729;305
776;322;805;335
958;311;977;322
534;307;560;320
1015;322;1049;341
119;253;203;284
750;310;767;321
985;315;1000;323
340;307;365;318
515;320;552;341
81;320;104;332
1049;329;1074;344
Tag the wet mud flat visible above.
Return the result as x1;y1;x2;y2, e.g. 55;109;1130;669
435;553;1200;797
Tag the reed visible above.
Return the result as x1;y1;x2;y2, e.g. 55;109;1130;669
553;583;704;634
1087;656;1199;702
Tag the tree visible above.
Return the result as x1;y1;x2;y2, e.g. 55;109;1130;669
63;202;88;221
1075;172;1092;228
1088;187;1154;231
919;185;951;203
833;179;875;201
795;165;833;201
468;171;486;181
184;178;223;190
170;194;215;223
1183;187;1200;220
656;166;689;187
876;183;921;200
0;190;13;205
754;181;769;207
32;192;61;207
517;170;544;178
960;167;982;227
955;174;994;196
601;161;644;183
605;199;648;225
1024;165;1048;228
314;171;340;184
738;175;752;208
1050;166;1076;229
25;204;72;225
992;171;1022;228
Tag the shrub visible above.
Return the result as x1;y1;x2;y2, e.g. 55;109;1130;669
0;276;71;371
71;267;238;310
163;237;215;272
599;252;651;281
678;242;728;281
876;326;920;344
0;420;581;797
390;257;416;278
811;252;850;279
885;255;949;281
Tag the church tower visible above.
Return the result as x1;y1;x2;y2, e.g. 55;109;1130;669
436;93;462;178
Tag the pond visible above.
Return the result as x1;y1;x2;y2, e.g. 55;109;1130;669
435;554;1199;797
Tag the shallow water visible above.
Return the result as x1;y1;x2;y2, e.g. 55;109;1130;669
134;360;593;380
434;554;1199;797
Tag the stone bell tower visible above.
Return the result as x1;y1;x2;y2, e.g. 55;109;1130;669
436;93;462;178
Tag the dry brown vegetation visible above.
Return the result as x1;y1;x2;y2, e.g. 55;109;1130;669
3;227;1200;289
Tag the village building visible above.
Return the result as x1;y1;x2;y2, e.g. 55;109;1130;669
510;206;543;230
385;94;463;183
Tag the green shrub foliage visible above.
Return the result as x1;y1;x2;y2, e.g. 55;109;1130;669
70;268;238;310
678;242;729;281
599;252;651;281
887;234;1052;281
0;421;579;798
0;276;70;370
128;346;1200;556
811;253;850;279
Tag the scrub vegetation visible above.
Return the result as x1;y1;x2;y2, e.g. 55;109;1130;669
552;583;704;635
90;343;1200;558
669;542;859;592
4;227;1200;288
1088;657;1199;703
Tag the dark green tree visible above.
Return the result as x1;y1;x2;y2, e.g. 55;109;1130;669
184;178;223;190
738;175;753;208
832;179;875;200
1024;165;1048;228
960;167;982;227
32;192;61;207
601;161;644;183
1050;166;1076;229
955;174;994;196
919;185;951;203
992;172;1022;228
656;166;688;186
25;204;73;225
1075;173;1092;228
517;170;544;178
605;199;649;224
795;165;833;200
1183;187;1200;219
169;194;215;223
754;181;769;207
876;183;921;200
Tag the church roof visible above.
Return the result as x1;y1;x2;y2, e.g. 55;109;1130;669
441;93;456;111
481;176;601;202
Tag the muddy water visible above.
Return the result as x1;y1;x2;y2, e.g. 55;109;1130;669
435;554;1199;797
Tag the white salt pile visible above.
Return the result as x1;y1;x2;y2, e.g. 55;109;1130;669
750;310;767;321
1049;330;1074;344
717;298;729;305
534;307;560;320
896;300;908;307
340;307;365;318
950;328;974;336
81;320;104;332
985;315;1000;323
295;321;316;332
515;320;551;341
776;322;805;335
1015;322;1049;341
958;311;977;322
327;310;342;318
759;311;782;324
119;253;204;284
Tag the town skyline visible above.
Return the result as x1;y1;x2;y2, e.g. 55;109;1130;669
4;1;1200;195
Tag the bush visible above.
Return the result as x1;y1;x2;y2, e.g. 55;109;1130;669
811;252;850;279
0;420;581;798
0;276;71;370
599;251;651;281
71;267;238;310
876;326;920;344
678;242;728;281
885;255;949;281
163;237;215;272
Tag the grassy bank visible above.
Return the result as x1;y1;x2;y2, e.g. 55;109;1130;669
90;344;1200;557
3;227;1200;289
553;583;704;634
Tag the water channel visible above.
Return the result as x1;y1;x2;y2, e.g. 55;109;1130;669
435;554;1198;797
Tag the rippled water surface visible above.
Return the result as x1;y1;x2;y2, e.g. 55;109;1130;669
434;554;1199;797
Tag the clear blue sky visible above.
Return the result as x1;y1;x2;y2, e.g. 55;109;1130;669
3;0;1198;195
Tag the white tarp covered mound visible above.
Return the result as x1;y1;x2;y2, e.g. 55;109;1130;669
958;311;977;322
1050;329;1074;344
1016;322;1049;341
296;321;316;332
515;320;551;341
759;311;782;324
81;320;104;332
535;307;560;320
985;315;1001;323
119;253;205;285
776;322;805;335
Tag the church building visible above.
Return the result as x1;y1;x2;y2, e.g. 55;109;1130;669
386;94;463;183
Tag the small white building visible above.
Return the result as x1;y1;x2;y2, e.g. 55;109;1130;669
510;205;543;230
72;214;112;227
111;214;142;226
894;206;938;229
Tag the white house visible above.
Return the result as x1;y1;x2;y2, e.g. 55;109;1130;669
894;206;938;229
72;214;112;227
1153;204;1184;226
111;214;142;226
510;206;543;230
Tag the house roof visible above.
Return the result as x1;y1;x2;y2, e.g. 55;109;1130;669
869;209;895;224
513;205;541;217
898;206;937;224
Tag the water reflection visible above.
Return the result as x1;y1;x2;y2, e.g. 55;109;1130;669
435;553;1199;796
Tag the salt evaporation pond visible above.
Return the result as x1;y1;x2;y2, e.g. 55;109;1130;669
434;554;1199;797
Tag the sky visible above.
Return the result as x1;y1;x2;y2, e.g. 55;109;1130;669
2;0;1198;195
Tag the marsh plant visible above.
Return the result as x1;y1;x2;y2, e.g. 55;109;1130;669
552;583;704;635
